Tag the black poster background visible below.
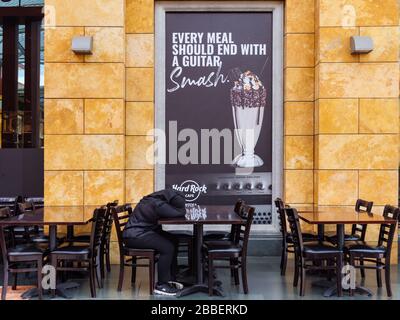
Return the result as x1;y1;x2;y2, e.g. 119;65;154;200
165;12;273;203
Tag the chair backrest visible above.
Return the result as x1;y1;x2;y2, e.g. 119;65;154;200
233;204;255;256
228;199;244;241
274;198;288;239
377;205;399;254
89;207;107;259
284;207;304;256
111;204;133;254
101;200;119;244
352;199;374;240
0;208;13;262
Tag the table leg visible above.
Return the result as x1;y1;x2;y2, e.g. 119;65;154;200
176;224;223;298
317;224;325;243
66;225;74;240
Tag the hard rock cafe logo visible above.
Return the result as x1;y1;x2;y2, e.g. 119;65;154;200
172;180;207;202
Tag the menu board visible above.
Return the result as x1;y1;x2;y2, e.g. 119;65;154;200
164;12;273;204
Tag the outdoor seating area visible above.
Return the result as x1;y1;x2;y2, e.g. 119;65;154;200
0;196;398;300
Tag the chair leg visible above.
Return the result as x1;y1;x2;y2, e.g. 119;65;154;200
89;261;96;298
233;258;240;285
149;257;155;295
37;259;43;300
208;256;214;296
12;273;17;290
106;241;111;273
376;258;382;288
99;244;105;281
280;246;288;276
385;262;392;297
293;252;299;287
117;256;125;291
336;254;343;297
229;258;235;279
2;263;9;300
359;258;365;278
299;264;306;296
349;254;355;296
241;257;249;294
131;257;137;284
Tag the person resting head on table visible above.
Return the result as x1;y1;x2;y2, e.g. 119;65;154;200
122;189;187;296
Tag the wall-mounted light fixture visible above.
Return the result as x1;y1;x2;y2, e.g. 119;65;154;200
350;36;374;54
71;36;93;55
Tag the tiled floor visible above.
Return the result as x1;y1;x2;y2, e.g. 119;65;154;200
3;256;399;300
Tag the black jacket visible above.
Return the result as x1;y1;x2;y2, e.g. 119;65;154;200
123;189;186;239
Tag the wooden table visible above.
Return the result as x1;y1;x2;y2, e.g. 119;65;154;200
298;207;397;297
0;206;92;299
158;205;244;297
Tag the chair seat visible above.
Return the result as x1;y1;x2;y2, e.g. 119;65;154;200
8;244;44;256
345;244;386;255
303;242;342;255
124;247;156;256
169;230;193;239
326;233;361;243
287;232;318;243
203;241;242;254
204;231;231;241
51;245;90;255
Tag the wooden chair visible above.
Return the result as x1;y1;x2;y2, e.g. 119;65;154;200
274;198;318;276
203;204;255;296
112;204;155;294
326;199;373;244
49;207;107;298
285;207;343;297
345;204;399;297
66;200;118;283
0;207;44;300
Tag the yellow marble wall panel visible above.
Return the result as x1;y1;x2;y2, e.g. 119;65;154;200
45;0;124;27
126;136;154;169
285;34;314;67
319;0;399;27
284;102;314;135
318;135;399;170
44;171;83;205
82;135;125;170
284;170;313;204
44;99;84;134
359;171;398;205
359;27;399;62
285;68;314;101
126;170;154;203
285;136;313;169
45;135;124;170
84;171;124;205
44;27;84;62
45;63;125;98
126;68;154;102
285;0;315;33
317;170;358;205
126;0;154;33
318;27;358;62
359;99;399;134
85;99;124;134
319;63;399;98
126;34;154;67
318;99;358;134
126;102;154;136
84;27;124;63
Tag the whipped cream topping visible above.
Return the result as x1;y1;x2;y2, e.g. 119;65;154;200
230;70;266;108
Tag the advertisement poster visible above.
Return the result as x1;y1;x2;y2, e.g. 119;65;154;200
165;12;273;218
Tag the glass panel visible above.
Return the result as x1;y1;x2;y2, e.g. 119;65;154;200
0;0;44;7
